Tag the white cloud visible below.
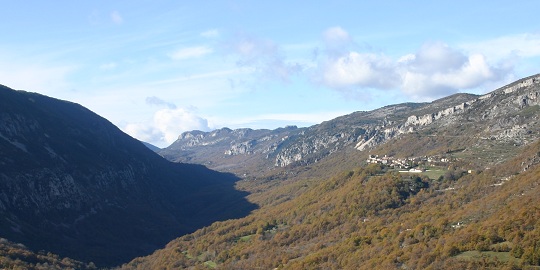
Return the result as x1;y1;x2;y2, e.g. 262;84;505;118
322;26;354;56
405;42;467;73
316;28;512;100
323;27;351;44
320;52;398;89
111;11;123;24
123;107;211;147
399;43;508;99
169;46;213;60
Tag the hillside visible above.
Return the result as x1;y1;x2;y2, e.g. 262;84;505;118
121;138;540;269
0;85;256;267
120;74;540;269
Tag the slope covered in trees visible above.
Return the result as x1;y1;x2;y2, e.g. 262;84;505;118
121;137;540;269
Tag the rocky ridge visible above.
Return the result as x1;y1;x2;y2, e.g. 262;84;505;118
160;74;540;173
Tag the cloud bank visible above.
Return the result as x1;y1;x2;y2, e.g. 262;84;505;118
314;28;512;100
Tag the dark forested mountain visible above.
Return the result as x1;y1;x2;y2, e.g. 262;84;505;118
0;85;256;267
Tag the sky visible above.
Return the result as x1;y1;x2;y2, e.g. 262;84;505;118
1;1;540;147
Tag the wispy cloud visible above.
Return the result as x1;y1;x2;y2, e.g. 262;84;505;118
145;96;177;109
169;46;213;60
224;33;302;82
146;68;245;86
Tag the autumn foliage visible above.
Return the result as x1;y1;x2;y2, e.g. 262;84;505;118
120;140;540;269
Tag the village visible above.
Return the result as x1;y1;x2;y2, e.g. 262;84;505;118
366;154;451;173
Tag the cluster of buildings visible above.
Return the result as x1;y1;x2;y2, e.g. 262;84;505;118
366;154;450;171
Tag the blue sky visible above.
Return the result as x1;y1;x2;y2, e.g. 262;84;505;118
1;1;539;147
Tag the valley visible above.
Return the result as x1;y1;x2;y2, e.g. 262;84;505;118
1;74;540;269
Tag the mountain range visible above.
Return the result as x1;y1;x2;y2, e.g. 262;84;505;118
1;74;540;269
159;74;540;176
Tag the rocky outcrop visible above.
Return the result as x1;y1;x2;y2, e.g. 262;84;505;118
404;101;472;127
225;140;256;155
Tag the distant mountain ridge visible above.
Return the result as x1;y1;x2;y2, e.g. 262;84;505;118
0;85;256;267
159;74;540;175
159;94;478;174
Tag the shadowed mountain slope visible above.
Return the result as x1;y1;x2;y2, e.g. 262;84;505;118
0;85;256;267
